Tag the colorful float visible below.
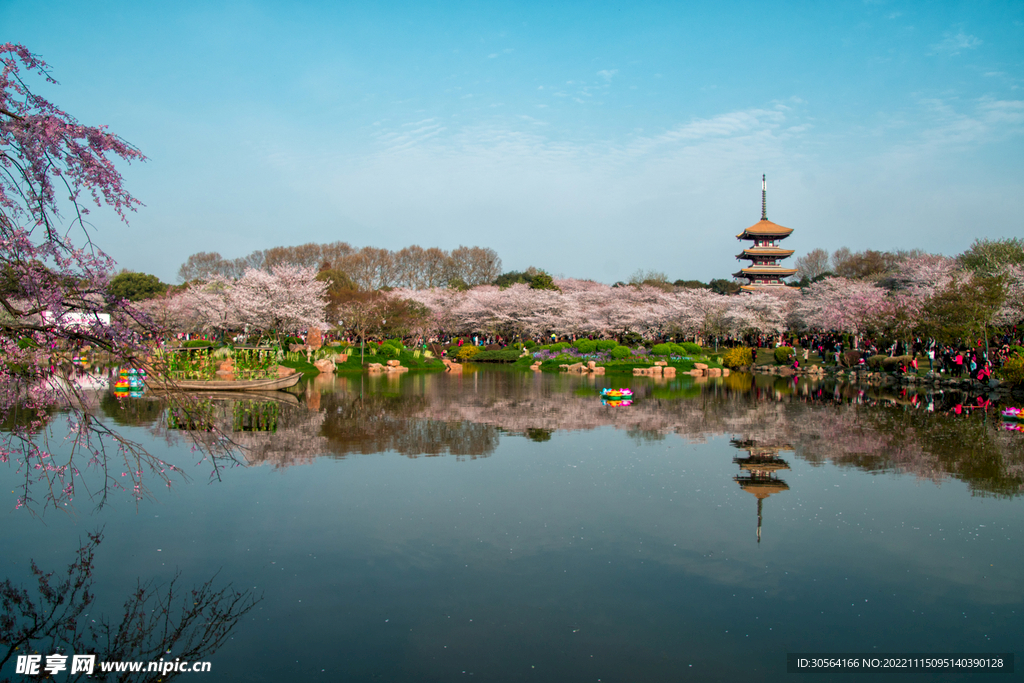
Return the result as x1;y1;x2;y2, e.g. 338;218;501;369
1001;406;1023;431
114;368;146;398
600;388;633;399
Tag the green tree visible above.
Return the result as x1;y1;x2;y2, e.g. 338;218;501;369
108;271;167;301
529;272;559;291
709;279;741;295
957;237;1024;277
920;274;1006;346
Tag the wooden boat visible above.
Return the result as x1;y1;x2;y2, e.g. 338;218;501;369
145;374;301;392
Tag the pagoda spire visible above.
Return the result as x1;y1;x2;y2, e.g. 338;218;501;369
761;174;767;220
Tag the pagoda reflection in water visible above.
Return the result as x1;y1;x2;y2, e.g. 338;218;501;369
731;439;791;543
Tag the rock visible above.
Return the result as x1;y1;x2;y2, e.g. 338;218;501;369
313;358;336;374
662;367;676;377
722;368;730;376
633;368;644;376
592;367;605;375
587;361;597;370
387;359;401;367
650;365;663;376
708;368;722;377
277;366;297;378
655;360;668;367
368;362;384;372
334;353;349;364
289;344;307;353
688;369;703;377
694;363;709;371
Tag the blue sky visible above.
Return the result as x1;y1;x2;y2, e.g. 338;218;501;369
4;0;1022;283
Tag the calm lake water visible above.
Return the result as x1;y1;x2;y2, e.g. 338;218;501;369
2;368;1022;682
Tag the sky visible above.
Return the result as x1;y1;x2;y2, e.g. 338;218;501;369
4;0;1023;284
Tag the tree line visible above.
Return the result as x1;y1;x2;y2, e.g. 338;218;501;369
177;242;502;290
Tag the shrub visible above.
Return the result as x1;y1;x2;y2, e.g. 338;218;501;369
867;355;887;369
840;349;861;367
379;343;401;359
575;339;597;354
447;345;460;357
596;339;618;351
524;340;537;349
999;355;1024;385
881;355;913;372
610;346;631;359
774;346;794;364
722;347;754;368
651;343;672;356
669;343;686;355
457;345;482;361
681;342;702;354
384;338;405;350
183;339;214;348
471;348;522;362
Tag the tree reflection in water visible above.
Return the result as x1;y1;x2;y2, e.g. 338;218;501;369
0;531;259;682
152;370;1024;498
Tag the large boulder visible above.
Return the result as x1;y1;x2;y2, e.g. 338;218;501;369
313;358;336;374
277;365;297;378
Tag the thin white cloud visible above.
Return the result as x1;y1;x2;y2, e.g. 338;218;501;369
597;69;618;81
930;31;982;55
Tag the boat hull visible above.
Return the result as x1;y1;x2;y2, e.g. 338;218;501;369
146;374;301;392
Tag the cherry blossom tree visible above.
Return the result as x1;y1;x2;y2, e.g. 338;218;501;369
0;44;185;512
225;265;327;337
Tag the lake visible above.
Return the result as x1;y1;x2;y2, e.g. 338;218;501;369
2;367;1021;682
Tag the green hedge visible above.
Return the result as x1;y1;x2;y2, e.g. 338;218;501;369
575;339;597;354
774;346;794;364
610;346;631;359
596;339;619;351
651;343;672;356
471;348;522;362
681;342;701;354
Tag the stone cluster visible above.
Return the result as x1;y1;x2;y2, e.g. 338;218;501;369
558;361;606;375
368;359;409;374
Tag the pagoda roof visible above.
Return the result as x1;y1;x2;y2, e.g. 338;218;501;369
734;477;790;499
737;247;794;258
734;266;798;276
739;283;795;292
736;219;793;239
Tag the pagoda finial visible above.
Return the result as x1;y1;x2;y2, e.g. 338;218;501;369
761;174;767;221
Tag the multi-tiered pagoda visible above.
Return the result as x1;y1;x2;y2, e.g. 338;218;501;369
733;175;797;292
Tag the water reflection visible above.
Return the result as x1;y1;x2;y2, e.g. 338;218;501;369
106;368;1024;499
731;439;791;543
0;532;259;681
